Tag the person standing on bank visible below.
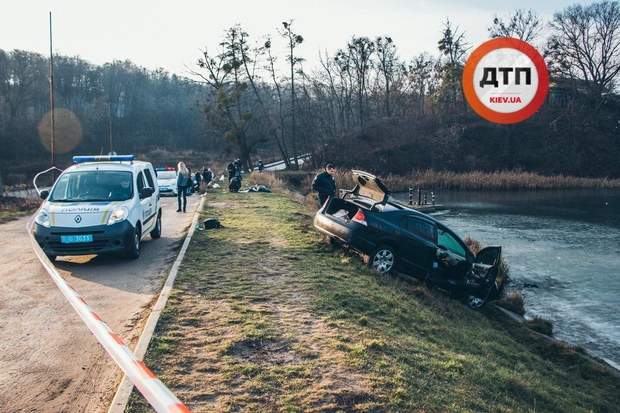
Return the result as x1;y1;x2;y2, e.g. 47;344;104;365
312;163;337;206
194;170;202;192
176;162;191;212
203;167;213;186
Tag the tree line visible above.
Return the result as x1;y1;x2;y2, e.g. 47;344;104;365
0;52;208;172
2;1;620;178
191;1;620;176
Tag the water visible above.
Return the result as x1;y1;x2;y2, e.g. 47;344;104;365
395;189;620;366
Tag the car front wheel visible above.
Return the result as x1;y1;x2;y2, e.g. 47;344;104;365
125;225;141;259
466;295;486;309
369;245;396;274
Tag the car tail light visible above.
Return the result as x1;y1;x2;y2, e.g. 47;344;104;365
351;209;367;226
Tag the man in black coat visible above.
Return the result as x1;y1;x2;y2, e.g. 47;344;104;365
312;163;337;206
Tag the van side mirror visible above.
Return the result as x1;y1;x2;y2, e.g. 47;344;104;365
40;190;49;200
140;187;154;199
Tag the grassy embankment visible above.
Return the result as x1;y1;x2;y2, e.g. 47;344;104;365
126;189;619;412
273;169;620;193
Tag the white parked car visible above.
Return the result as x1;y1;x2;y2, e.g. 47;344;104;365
34;155;162;260
155;168;178;196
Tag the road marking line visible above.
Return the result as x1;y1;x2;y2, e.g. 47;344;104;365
109;195;205;413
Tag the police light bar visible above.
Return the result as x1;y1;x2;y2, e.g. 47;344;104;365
73;155;135;163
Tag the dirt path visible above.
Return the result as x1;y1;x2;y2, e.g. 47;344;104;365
0;195;199;413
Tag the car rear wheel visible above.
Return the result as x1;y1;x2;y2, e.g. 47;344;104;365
125;224;141;259
369;245;396;274
150;212;162;239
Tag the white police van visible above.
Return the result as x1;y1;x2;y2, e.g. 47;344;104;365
34;155;162;260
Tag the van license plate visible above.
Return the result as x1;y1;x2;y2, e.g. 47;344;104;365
60;234;93;244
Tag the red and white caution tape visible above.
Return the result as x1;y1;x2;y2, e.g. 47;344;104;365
26;217;190;413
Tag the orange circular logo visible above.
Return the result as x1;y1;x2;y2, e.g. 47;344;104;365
462;37;549;124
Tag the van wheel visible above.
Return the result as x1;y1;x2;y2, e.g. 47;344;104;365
369;245;396;274
150;212;162;239
126;224;141;259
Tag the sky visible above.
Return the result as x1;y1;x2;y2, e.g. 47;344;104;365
1;0;578;77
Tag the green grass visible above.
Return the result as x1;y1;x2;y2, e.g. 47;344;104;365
126;192;620;413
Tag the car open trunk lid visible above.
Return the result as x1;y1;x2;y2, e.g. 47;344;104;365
351;170;389;204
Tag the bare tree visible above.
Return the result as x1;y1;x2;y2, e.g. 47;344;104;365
546;1;620;99
489;9;543;42
194;27;254;169
344;36;375;127
374;36;398;117
236;30;291;168
280;20;304;168
437;19;469;109
408;53;434;115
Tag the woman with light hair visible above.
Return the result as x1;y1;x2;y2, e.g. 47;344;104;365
176;161;190;212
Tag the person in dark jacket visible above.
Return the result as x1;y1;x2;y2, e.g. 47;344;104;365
186;166;193;195
202;167;213;185
312;163;337;206
226;162;236;182
234;158;242;172
194;171;202;192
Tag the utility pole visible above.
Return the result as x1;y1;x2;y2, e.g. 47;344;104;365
109;102;113;154
48;12;56;171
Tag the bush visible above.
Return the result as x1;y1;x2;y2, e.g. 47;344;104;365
496;292;526;316
283;168;620;193
526;316;554;336
247;171;287;192
464;236;481;255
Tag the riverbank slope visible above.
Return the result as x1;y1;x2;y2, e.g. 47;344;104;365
126;191;620;412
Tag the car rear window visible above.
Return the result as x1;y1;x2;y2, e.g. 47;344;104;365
406;217;435;242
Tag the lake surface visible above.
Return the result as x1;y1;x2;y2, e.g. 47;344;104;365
395;189;620;367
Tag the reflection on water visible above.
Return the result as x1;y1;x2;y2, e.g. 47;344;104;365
396;189;620;366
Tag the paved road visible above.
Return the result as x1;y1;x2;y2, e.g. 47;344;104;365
0;195;200;413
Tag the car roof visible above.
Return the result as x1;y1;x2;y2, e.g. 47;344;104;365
63;161;151;174
377;199;442;225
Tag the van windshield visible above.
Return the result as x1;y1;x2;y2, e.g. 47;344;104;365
49;171;133;202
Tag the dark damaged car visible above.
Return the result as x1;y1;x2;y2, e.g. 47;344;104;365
313;170;505;308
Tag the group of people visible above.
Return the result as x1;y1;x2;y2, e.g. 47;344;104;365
176;158;337;212
175;162;214;213
226;159;243;193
